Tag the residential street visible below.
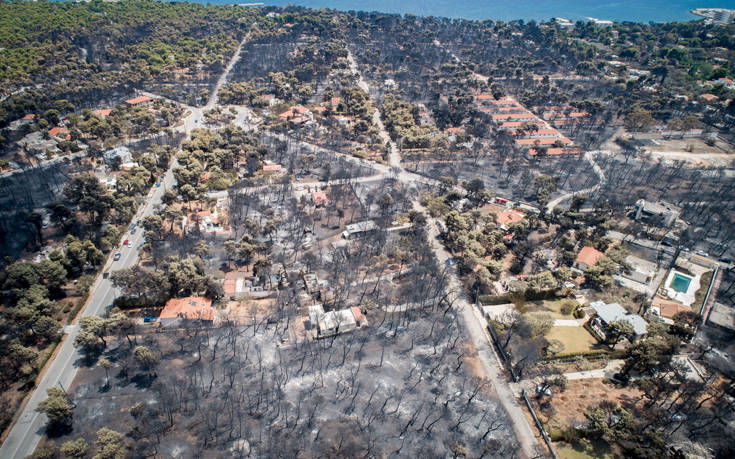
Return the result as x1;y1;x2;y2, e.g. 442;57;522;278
0;35;247;459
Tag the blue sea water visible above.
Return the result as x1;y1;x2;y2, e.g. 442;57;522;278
185;0;735;23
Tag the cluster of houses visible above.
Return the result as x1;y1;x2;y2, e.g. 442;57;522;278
278;97;355;128
473;94;580;156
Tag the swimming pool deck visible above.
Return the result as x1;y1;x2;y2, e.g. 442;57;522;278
664;266;708;306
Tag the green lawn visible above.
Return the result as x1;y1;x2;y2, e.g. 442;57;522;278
554;440;618;459
546;326;599;354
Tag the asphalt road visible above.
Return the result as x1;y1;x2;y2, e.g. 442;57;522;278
0;166;176;459
0;31;249;459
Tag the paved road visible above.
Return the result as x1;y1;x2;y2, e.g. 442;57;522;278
424;218;542;458
0;32;250;459
0;165;175;459
342;52;542;458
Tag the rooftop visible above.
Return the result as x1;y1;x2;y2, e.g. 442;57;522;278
125;95;153;105
576;246;604;267
160;296;214;321
591;301;648;335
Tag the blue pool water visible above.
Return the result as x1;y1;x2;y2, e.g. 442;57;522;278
670;273;692;293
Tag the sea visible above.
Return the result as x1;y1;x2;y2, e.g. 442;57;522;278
180;0;735;23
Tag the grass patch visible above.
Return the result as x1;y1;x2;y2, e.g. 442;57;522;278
692;270;714;314
539;299;578;319
554;439;617;459
546;326;599;354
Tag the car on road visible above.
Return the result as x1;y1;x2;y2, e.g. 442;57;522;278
123;239;130;246
610;372;630;386
113;252;121;261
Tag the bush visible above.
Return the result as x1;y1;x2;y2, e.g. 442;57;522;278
560;299;577;315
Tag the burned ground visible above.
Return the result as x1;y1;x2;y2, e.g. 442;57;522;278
59;306;518;458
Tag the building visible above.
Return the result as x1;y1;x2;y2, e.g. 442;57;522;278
308;305;362;337
103;146;133;166
312;191;328;207
93;108;113;117
159;297;215;327
635;199;680;227
621;255;656;284
342;220;378;239
125;95;153;106
586;17;614;27
553;17;575;29
574;246;604;270
691;8;735;25
279;105;312;124
707;302;735;333
649;301;692;325
590;301;648;340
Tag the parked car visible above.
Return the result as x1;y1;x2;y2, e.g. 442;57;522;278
113;252;121;261
610;373;630;386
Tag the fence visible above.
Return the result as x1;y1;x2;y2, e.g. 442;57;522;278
521;389;559;459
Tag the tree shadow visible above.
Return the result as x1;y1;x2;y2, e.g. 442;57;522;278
131;373;156;389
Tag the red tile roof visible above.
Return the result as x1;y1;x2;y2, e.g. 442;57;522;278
125;96;153;105
575;246;604;267
658;302;692;319
160;297;214;321
515;137;571;146
279;105;308;120
495;209;525;226
48;126;69;137
312;191;327;206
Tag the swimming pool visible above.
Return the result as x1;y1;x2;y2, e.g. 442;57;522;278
670;273;692;293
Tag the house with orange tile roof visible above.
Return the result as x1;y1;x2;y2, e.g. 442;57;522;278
573;246;604;270
48;126;71;141
262;164;283;173
125;95;153;106
515;137;572;148
312;191;328;207
159;297;215;327
279;105;311;124
314;97;342;114
495;209;525;227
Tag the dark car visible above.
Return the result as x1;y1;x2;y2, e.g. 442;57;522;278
610;373;630;385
